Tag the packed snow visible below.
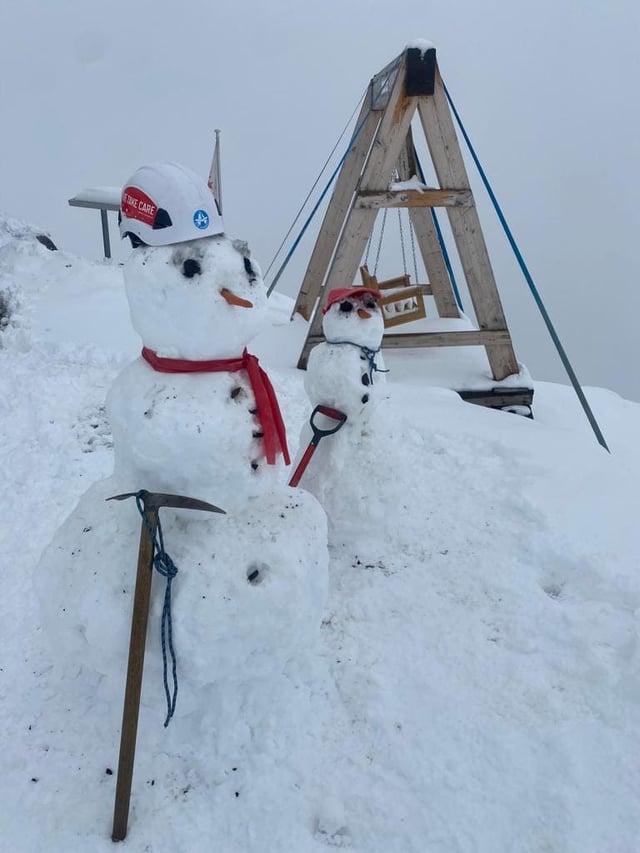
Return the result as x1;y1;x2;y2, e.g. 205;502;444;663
1;217;640;853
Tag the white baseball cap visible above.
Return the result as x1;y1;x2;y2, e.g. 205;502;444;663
119;162;224;246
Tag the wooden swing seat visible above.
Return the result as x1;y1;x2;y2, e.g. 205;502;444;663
360;264;427;328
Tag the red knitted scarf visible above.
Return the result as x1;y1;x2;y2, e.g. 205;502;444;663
141;347;290;466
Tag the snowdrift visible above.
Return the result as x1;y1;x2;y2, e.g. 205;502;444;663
1;235;639;852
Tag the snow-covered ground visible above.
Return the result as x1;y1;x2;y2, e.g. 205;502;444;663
1;222;639;852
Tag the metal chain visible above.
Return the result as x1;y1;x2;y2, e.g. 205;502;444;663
364;228;372;266
373;209;387;275
409;217;419;283
398;208;407;276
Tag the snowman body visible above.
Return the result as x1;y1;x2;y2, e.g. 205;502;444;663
305;290;386;420
109;357;273;510
107;235;281;510
297;290;389;533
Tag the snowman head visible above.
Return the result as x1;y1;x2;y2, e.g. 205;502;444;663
123;235;268;359
322;287;384;349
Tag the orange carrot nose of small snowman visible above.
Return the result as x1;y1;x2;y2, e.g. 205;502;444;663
220;288;253;309
357;308;372;319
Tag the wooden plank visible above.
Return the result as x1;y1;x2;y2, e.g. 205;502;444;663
379;285;427;328
297;305;325;368
292;91;381;321
417;70;519;380
460;388;534;408
359;268;433;295
356;188;471;209
407;208;460;318
375;273;411;289
305;329;513;348
382;330;512;348
323;56;417;299
378;285;428;303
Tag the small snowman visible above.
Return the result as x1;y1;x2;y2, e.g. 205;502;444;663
38;163;328;753
295;287;389;534
304;286;387;422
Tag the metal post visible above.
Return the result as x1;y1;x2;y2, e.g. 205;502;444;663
100;209;112;259
214;128;222;214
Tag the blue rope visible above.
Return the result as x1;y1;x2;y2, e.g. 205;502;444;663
265;86;368;280
442;83;610;453
135;493;179;727
266;109;373;297
325;339;388;384
411;144;464;312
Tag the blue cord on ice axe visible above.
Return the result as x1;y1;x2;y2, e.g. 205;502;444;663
107;489;225;843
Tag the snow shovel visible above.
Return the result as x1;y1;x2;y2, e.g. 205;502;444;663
289;405;347;487
107;489;225;843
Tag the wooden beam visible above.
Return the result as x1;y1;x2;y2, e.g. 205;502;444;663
323;56;417;298
305;329;513;349
407;209;460;318
292;89;381;321
383;329;512;348
356;189;471;209
417;72;519;380
396;130;460;319
460;387;533;409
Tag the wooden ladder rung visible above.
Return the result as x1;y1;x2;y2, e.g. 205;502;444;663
356;189;472;209
382;330;512;348
305;329;512;349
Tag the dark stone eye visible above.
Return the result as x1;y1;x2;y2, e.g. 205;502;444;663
243;256;257;284
182;259;201;278
339;301;353;313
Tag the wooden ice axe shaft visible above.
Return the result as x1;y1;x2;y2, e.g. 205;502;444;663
107;490;225;843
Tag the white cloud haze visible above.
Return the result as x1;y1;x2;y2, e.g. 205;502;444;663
2;0;638;399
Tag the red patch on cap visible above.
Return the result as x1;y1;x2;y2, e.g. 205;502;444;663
121;186;158;226
323;287;382;314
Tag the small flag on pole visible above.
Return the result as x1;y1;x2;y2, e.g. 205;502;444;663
208;129;223;215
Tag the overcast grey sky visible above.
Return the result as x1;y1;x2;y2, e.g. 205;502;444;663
2;0;639;400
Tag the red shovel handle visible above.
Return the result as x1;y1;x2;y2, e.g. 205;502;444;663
288;405;347;487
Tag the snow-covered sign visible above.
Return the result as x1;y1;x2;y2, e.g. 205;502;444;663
68;186;122;210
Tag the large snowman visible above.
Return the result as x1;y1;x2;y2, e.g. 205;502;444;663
38;163;328;748
110;162;290;511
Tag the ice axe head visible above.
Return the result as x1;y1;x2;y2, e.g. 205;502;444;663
107;490;226;515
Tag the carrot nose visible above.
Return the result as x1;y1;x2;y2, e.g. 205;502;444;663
357;308;372;319
220;288;253;309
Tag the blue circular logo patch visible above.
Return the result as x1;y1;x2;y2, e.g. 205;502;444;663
193;209;210;230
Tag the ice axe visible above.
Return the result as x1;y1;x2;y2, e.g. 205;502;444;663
288;405;347;487
107;489;225;843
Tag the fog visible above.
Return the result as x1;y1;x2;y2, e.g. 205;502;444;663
2;0;638;399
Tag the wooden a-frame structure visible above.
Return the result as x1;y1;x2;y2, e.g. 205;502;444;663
292;46;532;410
